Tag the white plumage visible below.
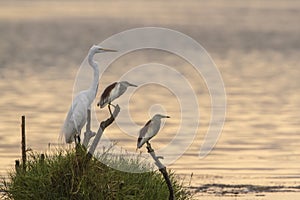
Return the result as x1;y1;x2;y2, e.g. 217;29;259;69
137;114;170;149
61;45;117;144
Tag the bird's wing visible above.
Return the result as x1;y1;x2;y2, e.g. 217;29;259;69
61;102;78;143
68;99;78;122
109;83;122;101
71;94;89;131
137;119;152;148
99;82;117;107
62;92;89;142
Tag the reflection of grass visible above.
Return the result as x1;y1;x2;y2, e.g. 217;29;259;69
1;148;192;200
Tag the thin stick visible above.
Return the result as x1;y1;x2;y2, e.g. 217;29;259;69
146;142;174;200
86;105;120;160
15;160;20;173
21;115;26;171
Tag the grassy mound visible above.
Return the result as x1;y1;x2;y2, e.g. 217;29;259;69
1;147;192;200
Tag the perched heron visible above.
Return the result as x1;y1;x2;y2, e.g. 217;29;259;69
97;81;137;114
61;45;117;144
137;114;170;149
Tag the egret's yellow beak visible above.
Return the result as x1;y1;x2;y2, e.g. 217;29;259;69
101;48;117;52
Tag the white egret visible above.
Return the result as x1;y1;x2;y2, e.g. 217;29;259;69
61;45;117;144
137;114;170;149
97;81;137;114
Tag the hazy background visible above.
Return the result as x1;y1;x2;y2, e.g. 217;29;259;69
0;0;299;194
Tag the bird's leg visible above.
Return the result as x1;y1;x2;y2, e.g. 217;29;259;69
74;135;77;145
109;102;117;108
108;103;116;116
108;104;112;116
74;132;81;145
77;134;81;144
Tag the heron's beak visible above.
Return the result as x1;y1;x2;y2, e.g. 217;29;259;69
129;83;138;87
102;48;117;52
164;116;170;118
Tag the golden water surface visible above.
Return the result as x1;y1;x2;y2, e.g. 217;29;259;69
0;1;299;199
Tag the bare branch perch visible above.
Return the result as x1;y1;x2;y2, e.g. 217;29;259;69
82;109;96;148
86;105;120;160
146;142;174;200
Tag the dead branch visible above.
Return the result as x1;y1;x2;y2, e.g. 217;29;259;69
86;105;120;160
82;109;96;148
146;142;174;200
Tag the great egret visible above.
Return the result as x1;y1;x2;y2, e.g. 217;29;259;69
97;81;137;115
137;114;170;149
61;45;117;144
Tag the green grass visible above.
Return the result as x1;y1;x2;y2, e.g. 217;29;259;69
1;147;193;200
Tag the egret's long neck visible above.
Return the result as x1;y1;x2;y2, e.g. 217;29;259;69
88;52;99;99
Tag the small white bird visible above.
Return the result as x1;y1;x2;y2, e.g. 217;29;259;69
61;45;117;144
137;114;170;149
97;81;137;114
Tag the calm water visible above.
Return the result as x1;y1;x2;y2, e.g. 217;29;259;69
0;1;299;198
